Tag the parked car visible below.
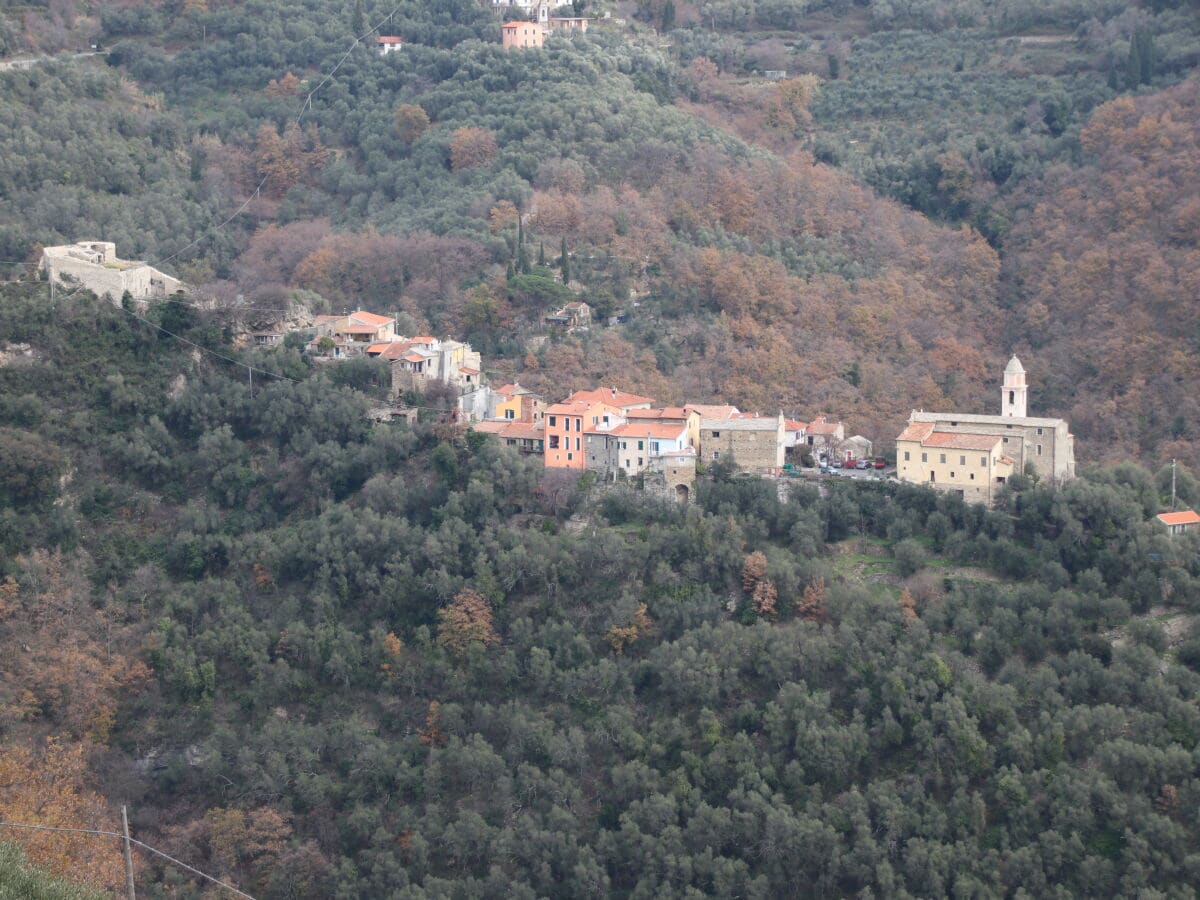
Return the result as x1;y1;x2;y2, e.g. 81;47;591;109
873;458;888;469
830;459;843;468
819;464;835;475
855;459;871;470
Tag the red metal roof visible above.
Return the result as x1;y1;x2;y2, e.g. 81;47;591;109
1157;510;1200;526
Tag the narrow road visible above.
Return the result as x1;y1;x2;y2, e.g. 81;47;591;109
0;50;100;72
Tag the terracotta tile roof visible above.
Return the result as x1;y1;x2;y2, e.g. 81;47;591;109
568;387;655;408
502;20;535;28
609;422;688;440
409;335;436;344
546;401;588;415
314;315;342;324
922;432;1002;451
349;311;394;327
896;422;935;442
458;366;479;375
686;404;739;418
999;455;1015;466
784;420;807;431
475;421;543;441
807;419;842;435
1157;510;1200;527
366;343;393;354
495;383;521;396
402;352;427;363
376;35;405;43
625;407;692;420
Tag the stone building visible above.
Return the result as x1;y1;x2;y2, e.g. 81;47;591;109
699;412;785;474
896;356;1076;503
895;423;1014;505
40;242;183;304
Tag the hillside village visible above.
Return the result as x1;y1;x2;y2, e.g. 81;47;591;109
240;303;1117;515
27;231;1192;522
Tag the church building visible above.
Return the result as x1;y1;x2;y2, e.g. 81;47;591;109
895;357;1075;505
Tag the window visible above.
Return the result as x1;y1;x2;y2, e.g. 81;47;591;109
603;415;609;425
921;453;927;463
970;473;975;480
625;459;631;468
1009;390;1014;405
930;471;936;482
960;455;966;466
567;452;573;461
713;451;720;460
1036;427;1043;436
638;457;643;466
592;416;598;425
939;454;946;464
712;431;721;438
505;409;514;420
950;472;956;478
549;416;557;427
650;441;659;453
904;451;910;461
549;435;560;449
1037;444;1042;456
980;456;987;466
1003;437;1009;443
950;421;957;427
575;437;580;451
638;440;644;450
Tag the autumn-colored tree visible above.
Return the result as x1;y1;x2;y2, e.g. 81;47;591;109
0;552;152;742
606;603;654;655
766;75;820;132
265;71;301;97
0;738;124;893
798;578;827;623
393;103;430;145
436;588;499;656
418;700;447;747
379;631;404;679
751;579;778;617
449;127;498;172
742;551;767;593
898;588;917;621
489;200;519;233
254;122;330;198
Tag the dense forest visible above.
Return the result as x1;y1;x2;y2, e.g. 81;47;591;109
2;285;1200;896
4;0;1200;893
2;0;1199;463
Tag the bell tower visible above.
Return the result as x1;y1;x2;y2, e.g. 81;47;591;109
1002;356;1027;418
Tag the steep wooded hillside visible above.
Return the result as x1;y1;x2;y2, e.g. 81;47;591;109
1002;78;1200;467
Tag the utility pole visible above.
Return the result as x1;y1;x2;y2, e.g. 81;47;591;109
121;805;136;900
248;365;253;399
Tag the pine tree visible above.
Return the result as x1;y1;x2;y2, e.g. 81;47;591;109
660;0;675;31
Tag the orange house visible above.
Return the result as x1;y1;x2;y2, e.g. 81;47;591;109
544;399;623;468
502;21;544;49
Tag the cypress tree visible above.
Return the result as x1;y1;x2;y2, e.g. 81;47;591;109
352;0;365;36
506;260;515;280
538;242;546;267
660;0;675;31
559;237;568;275
1139;30;1154;85
828;54;840;79
1126;33;1143;87
518;244;531;275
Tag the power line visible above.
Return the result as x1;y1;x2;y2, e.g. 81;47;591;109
0;820;256;899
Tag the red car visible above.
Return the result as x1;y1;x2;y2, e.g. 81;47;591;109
873;458;887;469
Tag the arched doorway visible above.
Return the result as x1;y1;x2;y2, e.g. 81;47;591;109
675;483;690;503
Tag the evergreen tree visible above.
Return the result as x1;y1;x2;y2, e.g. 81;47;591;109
352;0;365;36
1126;33;1142;87
660;0;675;31
538;242;546;267
518;245;531;275
828;54;840;79
559;237;570;283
